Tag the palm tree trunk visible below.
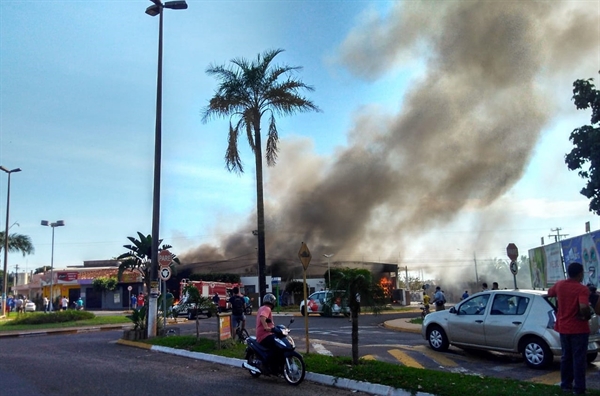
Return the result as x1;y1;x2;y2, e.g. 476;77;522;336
253;118;267;298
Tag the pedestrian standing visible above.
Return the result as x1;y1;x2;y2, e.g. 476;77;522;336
481;283;489;291
492;282;499;290
43;296;49;313
61;296;69;311
432;286;446;311
131;293;137;310
548;262;591;395
137;292;145;308
461;290;469;300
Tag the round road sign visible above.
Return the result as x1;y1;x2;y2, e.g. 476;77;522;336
159;266;172;281
509;261;518;275
158;250;172;267
127;286;132;291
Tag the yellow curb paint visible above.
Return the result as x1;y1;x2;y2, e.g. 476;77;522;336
116;339;153;350
408;345;459;367
528;371;560;385
362;355;377;360
388;348;424;369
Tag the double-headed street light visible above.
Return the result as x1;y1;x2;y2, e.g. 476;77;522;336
41;220;65;312
1;166;21;317
145;0;187;338
323;254;334;290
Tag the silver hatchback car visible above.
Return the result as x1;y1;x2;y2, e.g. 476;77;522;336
422;289;600;369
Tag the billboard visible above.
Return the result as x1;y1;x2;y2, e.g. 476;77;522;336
561;230;600;287
528;242;563;289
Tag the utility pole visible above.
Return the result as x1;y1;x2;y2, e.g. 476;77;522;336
473;252;479;284
549;227;569;243
14;264;18;289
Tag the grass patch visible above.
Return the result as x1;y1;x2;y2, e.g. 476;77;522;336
144;335;600;396
0;312;131;331
409;317;423;325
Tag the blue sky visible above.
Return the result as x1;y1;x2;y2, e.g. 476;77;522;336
1;1;599;281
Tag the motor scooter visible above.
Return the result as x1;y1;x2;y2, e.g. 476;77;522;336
242;318;306;385
420;304;430;319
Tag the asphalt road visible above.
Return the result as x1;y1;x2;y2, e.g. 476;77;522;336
0;329;364;396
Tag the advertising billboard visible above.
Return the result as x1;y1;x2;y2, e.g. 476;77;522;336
561;230;600;287
528;242;563;289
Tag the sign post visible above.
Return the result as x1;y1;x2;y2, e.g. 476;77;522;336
272;277;281;314
127;285;133;311
298;242;311;354
507;243;519;289
158;250;173;335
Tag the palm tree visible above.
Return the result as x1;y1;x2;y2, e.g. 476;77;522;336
330;268;386;365
117;232;180;335
0;232;34;256
201;48;320;298
0;232;34;288
181;284;214;339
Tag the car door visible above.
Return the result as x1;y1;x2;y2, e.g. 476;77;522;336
447;294;490;347
484;294;529;350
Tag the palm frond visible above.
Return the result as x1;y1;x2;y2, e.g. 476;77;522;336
266;113;279;166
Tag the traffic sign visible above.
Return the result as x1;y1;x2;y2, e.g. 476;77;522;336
127;285;132;291
158;249;173;267
506;243;519;261
510;261;518;275
298;242;312;270
159;266;172;281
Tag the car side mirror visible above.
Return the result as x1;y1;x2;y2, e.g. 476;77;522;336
449;307;457;314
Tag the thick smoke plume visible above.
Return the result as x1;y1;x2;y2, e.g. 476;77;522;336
182;1;599;283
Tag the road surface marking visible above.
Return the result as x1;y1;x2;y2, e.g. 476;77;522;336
312;342;333;356
408;345;459;367
362;355;377;360
388;348;423;368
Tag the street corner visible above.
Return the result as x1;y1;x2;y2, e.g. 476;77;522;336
383;318;422;334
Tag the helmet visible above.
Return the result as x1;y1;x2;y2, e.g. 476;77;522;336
262;293;276;306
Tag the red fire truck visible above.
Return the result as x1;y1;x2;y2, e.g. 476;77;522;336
173;279;243;319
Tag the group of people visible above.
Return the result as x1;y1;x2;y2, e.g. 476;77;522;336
130;292;145;310
5;295;27;315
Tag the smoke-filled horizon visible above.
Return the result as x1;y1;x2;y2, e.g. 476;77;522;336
181;1;599;284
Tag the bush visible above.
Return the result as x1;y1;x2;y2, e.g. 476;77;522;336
7;310;95;325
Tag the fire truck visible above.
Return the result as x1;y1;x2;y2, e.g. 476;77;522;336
173;279;243;320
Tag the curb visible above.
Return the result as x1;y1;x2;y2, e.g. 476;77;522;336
115;339;434;396
382;319;422;334
0;324;131;339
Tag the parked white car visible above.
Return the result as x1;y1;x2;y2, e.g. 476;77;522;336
25;301;36;312
422;289;600;369
299;291;349;317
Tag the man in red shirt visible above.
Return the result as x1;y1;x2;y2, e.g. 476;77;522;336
548;262;591;395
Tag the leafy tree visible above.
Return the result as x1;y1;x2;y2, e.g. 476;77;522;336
117;232;181;336
330;268;386;365
0;232;34;256
92;276;118;292
34;266;50;275
182;284;214;339
565;72;600;214
202;48;320;298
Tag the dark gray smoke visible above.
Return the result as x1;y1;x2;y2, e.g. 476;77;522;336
182;1;599;280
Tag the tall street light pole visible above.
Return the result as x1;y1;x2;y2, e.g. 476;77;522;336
41;220;65;312
145;0;187;338
1;166;21;317
323;254;334;290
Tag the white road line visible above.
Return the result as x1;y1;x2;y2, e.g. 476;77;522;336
312;342;333;356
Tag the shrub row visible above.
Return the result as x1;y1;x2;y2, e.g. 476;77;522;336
7;310;95;325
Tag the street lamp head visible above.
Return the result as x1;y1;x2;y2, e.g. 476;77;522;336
55;220;65;227
165;1;188;10
0;166;21;174
145;5;160;16
41;220;49;226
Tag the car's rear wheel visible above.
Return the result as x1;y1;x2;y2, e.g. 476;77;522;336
521;336;553;369
427;325;449;352
588;352;598;364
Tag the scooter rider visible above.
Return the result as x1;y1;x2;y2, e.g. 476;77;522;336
256;293;277;357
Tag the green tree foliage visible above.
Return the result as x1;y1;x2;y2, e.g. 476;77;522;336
0;232;34;256
117;232;181;331
34;266;51;274
182;284;214;339
202;48;320;298
330;268;386;365
565;72;600;214
92;276;118;292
